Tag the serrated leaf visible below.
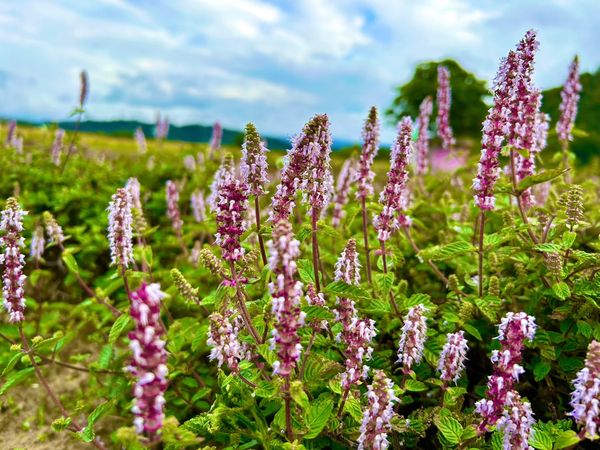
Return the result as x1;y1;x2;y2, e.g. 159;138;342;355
290;380;309;410
517;168;568;191
562;231;577;249
405;379;428;392
0;367;35;395
423;241;475;261
437;416;463;445
255;381;277;398
533;243;563;253
552;282;570;300
304;398;333;439
463;323;482;341
553;430;580;449
108;314;132;345
297;259;315;285
374;272;394;296
2;352;22;377
529;428;553;450
533;361;551;381
323;281;370;301
344;396;363;422
62;253;80;274
78;400;116;442
303;305;334;321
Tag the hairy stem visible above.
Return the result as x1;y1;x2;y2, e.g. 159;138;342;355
229;261;263;344
311;210;321;293
478;212;485;298
284;377;294;442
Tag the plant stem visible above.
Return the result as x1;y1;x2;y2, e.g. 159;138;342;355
255;197;268;266
298;327;318;380
478;212;485;298
311;209;321;293
229;261;263;344
509;149;539;244
360;197;373;284
562;140;572;184
59;111;83;175
380;240;400;315
337;388;350;418
284;377;294;442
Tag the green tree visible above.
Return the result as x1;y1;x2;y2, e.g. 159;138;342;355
386;59;489;138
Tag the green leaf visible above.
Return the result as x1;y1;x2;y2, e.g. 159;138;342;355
303;398;333;439
405;379;428;392
553;430;580;449
423;241;475;261
437;416;463;445
62;253;80;274
255;381;277;398
552;282;571;300
517;168;568;191
562;231;577;249
343;397;363;422
94;345;112;369
0;367;35;395
577;320;593;338
78;401;116;442
533;243;563;253
108;314;132;345
323;281;370;301
290;380;310;410
303;306;334;321
463;323;482;341
374;272;395;296
529;428;553;450
533;361;551;382
2;352;23;377
51;416;72;432
297;259;315;285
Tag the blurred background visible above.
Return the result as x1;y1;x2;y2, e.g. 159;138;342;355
1;0;599;158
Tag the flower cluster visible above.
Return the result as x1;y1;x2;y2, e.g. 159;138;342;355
207;310;250;373
134;127;147;153
240;123;269;196
5;120;16;147
358;370;398;450
475;312;536;431
43;211;65;246
107;188;134;269
556;56;582;144
397;304;428;373
170;269;199;304
0;198;28;323
437;331;469;385
373;117;413;242
125;178;142;210
436;66;455;152
214;175;248;262
51;128;65;166
569;340;600;439
268;220;305;377
210;121;223;156
415;96;433;176
356;107;380;200
155;114;169;140
30;226;45;262
496;391;536;450
183;155;196;172
191;190;206;223
208;154;235;211
165;180;183;235
126;283;168;439
332;158;355;227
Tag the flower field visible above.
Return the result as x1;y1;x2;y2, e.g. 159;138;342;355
1;29;600;450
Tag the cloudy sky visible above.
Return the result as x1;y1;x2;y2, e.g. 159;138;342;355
0;0;598;142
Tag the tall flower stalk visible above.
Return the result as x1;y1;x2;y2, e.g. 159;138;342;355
209;121;223;160
60;70;88;173
556;56;582;182
332;158;356;227
415;96;433;180
397;304;428;384
134;127;147;153
438;331;469;390
268;220;305;441
51;128;65;166
436;66;455;152
356;107;380;284
166;181;186;254
108;188;134;297
357;370;398;450
240;123;269;265
569;340;600;440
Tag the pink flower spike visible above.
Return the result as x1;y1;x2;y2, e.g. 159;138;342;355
214;174;249;262
165;180;183;235
207;310;250;373
240;123;269;197
415;96;433;176
569;340;600;439
438;331;469;385
356;107;380;200
358;370;398;450
108;188;134;269
436;66;455;152
557;56;582;144
397;304;428;372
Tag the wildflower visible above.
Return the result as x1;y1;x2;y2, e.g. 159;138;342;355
306;283;326;307
209;121;223;156
332;158;356;227
189;240;202;267
268;220;304;377
183;155;196;172
437;331;469;385
191;190;206;223
51;129;65;166
170;269;199;304
334;239;361;285
240;123;269;196
165;181;183;236
134;127;147;153
475;312;536;431
126;283;168;439
30;226;45;262
207;310;250;373
557;56;582;144
473;50;519;210
497;391;535;450
397;304;428;372
415;97;433;176
569;340;600;439
13;136;23;154
155;114;169;140
5;120;16;147
107;188;134;269
358;370;398;450
356;107;380;200
436;66;455;152
198;248;228;280
0;198;27;323
564;184;584;229
214;175;248;262
43;211;65;246
208;154;235;211
79;70;89;107
125;178;142;210
373;117;413;242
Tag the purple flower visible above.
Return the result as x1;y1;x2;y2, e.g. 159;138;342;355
436;66;455;152
475;312;536;431
126;283;168;439
125;178;142;210
332;158;356;227
300;114;333;217
334;238;361;285
43;211;65;246
165;181;183;236
0;198;27;323
191;190;206;223
356;107;380;200
208;155;235;211
214;175;248;262
569;340;600;439
373;117;413;242
210;121;223;155
497;391;535;450
207;310;250;373
517;112;549;209
473;50;519;210
5;120;16;147
397;304;428;373
134;127;147;153
269;115;326;222
438;331;469;385
240;123;269;196
30;226;45;262
51;128;65;166
358;370;398;450
556;56;582;143
155;114;169;140
107;188;134;269
268;220;304;377
183;155;196;172
415;97;433;176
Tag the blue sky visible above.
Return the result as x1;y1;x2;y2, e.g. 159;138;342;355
0;0;599;142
